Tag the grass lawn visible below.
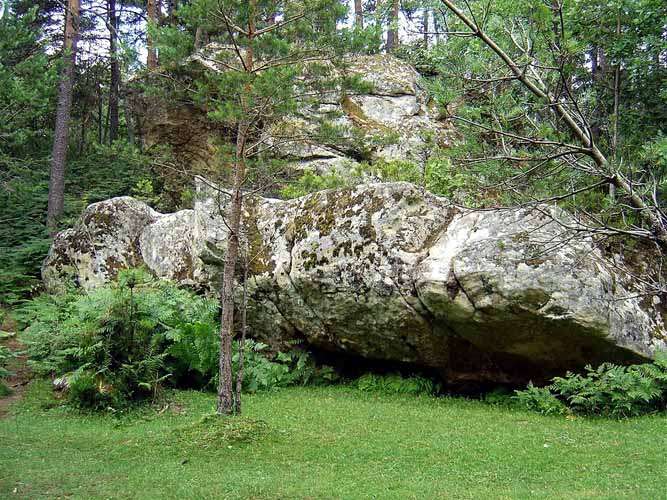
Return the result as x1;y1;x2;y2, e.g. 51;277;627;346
1;384;666;499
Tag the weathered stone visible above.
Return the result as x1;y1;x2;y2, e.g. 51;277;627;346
43;197;159;291
43;180;667;385
130;50;453;178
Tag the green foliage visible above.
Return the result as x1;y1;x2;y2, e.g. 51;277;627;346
423;0;667;230
21;269;214;408
280;169;352;199
512;383;568;416
514;354;667;417
166;312;339;392
0;140;153;306
20;270;336;408
0;332;17;381
236;342;339;393
355;373;440;396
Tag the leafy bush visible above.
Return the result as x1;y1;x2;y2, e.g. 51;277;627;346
0;335;16;380
236;342;339;393
21;269;215;408
20;269;338;408
355;373;440;396
514;354;667;417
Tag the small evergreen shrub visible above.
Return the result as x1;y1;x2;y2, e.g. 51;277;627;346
514;354;667;417
356;373;440;396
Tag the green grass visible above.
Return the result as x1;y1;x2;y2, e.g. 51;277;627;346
1;383;666;499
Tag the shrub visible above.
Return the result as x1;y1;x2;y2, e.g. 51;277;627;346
21;269;214;407
514;354;667;418
356;373;440;396
20;270;338;408
236;342;339;393
512;382;567;416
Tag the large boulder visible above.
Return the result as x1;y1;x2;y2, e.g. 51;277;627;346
43;180;667;385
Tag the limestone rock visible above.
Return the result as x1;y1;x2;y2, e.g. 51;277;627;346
43;180;667;384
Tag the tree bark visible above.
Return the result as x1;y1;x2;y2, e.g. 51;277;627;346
97;82;104;144
422;7;429;48
354;0;363;28
233;261;249;414
108;0;119;143
146;0;158;69
386;0;399;51
47;0;81;233
217;0;256;416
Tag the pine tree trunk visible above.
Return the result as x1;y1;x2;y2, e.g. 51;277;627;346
217;0;256;416
233;262;249;414
47;0;81;233
194;26;206;50
147;0;158;69
422;8;428;48
108;0;119;143
386;0;399;51
216;172;243;415
354;0;363;28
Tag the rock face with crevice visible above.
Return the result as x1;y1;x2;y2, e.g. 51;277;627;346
43;180;667;385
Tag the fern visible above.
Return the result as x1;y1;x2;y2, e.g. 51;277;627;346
515;354;667;418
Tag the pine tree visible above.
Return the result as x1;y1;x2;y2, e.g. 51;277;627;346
46;0;81;232
180;0;349;415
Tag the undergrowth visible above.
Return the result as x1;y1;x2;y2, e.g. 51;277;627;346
17;268;337;410
513;353;667;418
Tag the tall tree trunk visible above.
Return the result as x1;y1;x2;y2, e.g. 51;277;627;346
108;0;119;143
386;0;399;51
97;82;103;144
589;46;602;142
217;0;256;416
146;0;159;69
422;8;429;48
610;12;621;200
354;0;363;28
47;0;81;233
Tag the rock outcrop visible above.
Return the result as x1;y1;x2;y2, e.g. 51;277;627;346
130;50;453;176
43;180;667;385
